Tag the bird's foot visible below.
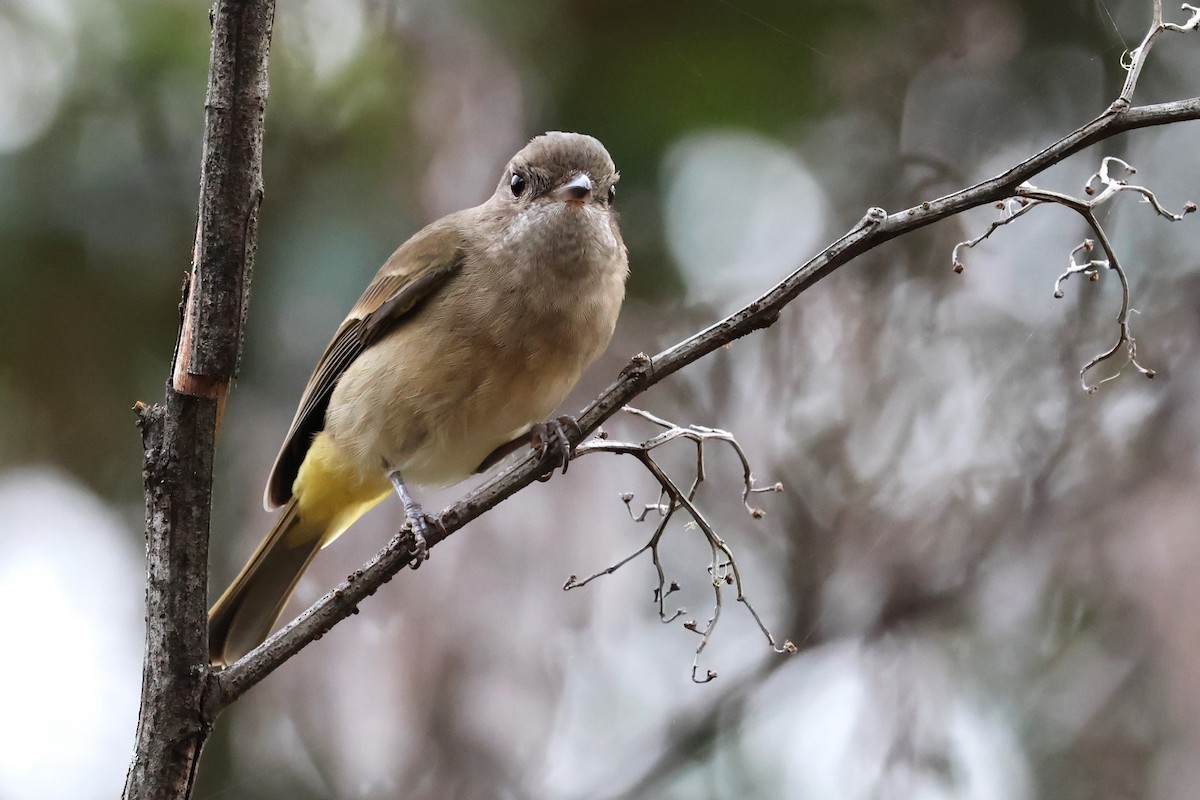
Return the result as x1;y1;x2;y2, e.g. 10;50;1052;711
531;415;580;481
402;512;433;569
388;467;434;569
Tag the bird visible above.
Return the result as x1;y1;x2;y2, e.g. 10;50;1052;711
207;131;628;666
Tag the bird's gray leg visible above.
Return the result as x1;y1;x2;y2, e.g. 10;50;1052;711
386;467;430;567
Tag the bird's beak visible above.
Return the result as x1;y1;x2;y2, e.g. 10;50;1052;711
557;172;593;203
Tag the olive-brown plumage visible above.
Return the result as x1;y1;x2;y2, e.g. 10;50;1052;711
208;132;628;665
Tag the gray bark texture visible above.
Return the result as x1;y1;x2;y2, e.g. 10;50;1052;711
123;2;275;799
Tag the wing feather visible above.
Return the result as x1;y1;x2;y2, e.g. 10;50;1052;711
263;219;466;508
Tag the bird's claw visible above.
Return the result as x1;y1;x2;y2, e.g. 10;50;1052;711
403;513;436;569
531;415;580;480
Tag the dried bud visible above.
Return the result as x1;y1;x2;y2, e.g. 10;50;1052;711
620;492;634;502
784;640;798;654
1184;201;1197;214
1145;369;1156;379
1085;185;1095;195
683;620;698;631
1054;289;1065;299
953;261;965;274
751;508;765;519
1089;271;1100;282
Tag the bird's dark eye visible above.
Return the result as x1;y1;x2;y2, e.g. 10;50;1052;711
510;173;527;197
607;185;616;204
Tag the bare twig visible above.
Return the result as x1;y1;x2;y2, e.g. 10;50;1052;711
951;197;1040;274
206;3;1200;710
1117;1;1200;104
568;407;789;682
953;156;1194;391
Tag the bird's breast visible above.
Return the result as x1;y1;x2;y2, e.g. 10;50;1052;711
323;240;626;489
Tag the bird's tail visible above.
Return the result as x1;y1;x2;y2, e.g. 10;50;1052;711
208;498;326;667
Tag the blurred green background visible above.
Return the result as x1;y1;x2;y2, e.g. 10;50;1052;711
2;0;1200;798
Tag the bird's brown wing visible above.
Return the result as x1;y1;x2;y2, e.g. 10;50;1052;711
264;219;467;508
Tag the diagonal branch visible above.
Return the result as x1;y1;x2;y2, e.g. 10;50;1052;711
205;5;1200;712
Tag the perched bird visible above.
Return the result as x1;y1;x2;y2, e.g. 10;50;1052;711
208;132;628;666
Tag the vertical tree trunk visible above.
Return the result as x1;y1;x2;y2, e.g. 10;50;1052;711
124;393;217;799
123;2;275;798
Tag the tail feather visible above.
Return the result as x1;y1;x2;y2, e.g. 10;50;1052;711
208;499;327;666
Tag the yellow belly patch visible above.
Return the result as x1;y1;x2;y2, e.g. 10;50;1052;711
290;432;391;548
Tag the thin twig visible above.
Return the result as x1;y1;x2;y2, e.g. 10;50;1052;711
572;408;790;682
1117;1;1200;103
953;155;1194;391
